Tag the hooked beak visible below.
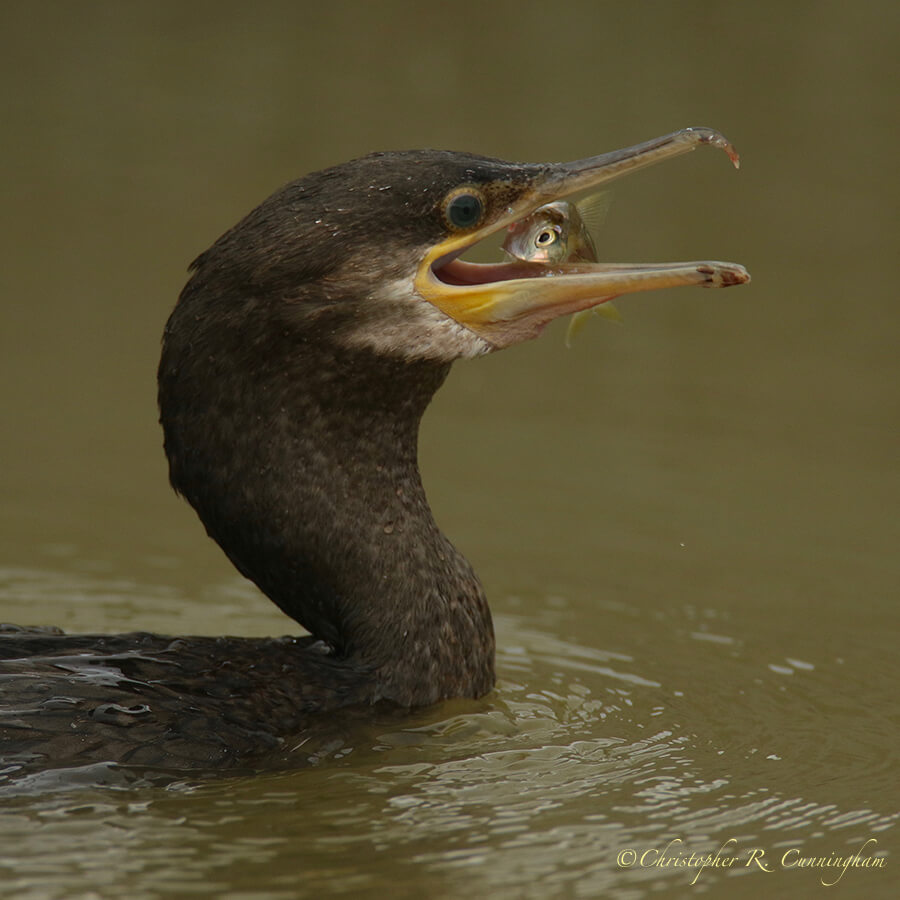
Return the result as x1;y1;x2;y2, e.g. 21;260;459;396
414;127;750;349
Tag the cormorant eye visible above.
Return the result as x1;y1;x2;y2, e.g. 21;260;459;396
535;227;559;247
443;188;486;230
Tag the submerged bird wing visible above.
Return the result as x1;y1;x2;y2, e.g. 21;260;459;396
0;629;373;778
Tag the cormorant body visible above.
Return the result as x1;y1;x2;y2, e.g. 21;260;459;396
0;129;749;778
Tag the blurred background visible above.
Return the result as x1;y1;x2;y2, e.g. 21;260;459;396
0;2;897;898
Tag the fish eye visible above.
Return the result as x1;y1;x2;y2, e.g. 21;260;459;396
535;227;559;247
443;188;486;230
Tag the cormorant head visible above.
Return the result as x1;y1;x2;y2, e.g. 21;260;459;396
183;127;749;364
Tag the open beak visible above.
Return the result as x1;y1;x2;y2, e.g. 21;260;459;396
414;127;750;349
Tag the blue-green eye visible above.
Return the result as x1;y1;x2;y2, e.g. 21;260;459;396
444;189;485;230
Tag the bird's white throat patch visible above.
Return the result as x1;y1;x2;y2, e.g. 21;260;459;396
343;277;494;362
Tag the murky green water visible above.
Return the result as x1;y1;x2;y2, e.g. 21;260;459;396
1;2;897;897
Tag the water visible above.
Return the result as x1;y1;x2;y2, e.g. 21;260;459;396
1;2;897;897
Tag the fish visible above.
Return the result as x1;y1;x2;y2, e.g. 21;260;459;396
502;199;599;264
501;197;620;346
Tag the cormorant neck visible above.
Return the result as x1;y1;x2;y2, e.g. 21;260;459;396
159;311;495;707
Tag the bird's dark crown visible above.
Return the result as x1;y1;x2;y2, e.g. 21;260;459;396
187;150;548;306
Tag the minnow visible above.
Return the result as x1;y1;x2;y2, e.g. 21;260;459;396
501;198;620;346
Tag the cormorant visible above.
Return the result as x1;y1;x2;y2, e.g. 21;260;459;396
0;128;749;776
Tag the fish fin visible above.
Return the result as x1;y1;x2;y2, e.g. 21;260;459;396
564;302;622;348
592;301;622;322
565;311;592;348
574;190;613;234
